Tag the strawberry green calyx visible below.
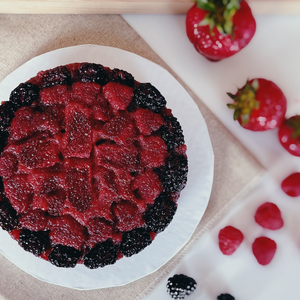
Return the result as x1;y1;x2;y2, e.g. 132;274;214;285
227;79;260;126
286;115;300;139
196;0;241;36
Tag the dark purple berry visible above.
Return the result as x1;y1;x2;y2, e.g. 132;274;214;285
48;244;81;268
0;101;15;131
133;83;166;113
109;68;135;87
144;193;177;233
18;229;49;256
84;239;118;269
41;66;72;88
217;294;235;300
120;228;152;257
167;274;197;299
0;199;20;231
0;131;9;154
78;63;108;85
9;82;39;108
161;155;188;193
161;115;185;151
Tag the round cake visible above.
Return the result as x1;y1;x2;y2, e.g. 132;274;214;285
0;63;188;269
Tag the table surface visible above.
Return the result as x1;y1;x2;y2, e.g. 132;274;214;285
123;11;300;300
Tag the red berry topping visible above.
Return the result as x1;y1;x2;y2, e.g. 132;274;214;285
254;202;284;230
252;236;277;265
281;172;300;197
218;225;244;255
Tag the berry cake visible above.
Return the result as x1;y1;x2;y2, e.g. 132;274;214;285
0;63;188;269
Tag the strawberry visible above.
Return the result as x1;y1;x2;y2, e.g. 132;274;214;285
278;115;300;156
254;202;284;230
252;236;277;265
186;0;256;61
281;172;300;197
218;225;244;255
227;78;287;131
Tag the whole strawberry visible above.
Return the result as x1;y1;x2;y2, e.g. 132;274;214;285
227;78;287;131
186;0;256;61
278;115;300;156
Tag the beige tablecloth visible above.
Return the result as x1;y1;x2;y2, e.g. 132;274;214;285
0;14;264;300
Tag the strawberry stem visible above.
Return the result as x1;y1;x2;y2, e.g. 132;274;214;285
196;0;241;36
286;116;300;139
227;80;260;126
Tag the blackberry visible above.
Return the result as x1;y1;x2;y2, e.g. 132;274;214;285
167;274;197;299
0;101;15;132
78;63;108;85
160;154;188;193
0;130;9;154
9;82;39;108
133;83;166;113
41;66;72;87
0;200;20;231
18;229;49;256
83;239;118;269
120;228;152;257
109;68;135;87
144;193;177;233
161;115;185;151
217;294;235;300
48;244;81;268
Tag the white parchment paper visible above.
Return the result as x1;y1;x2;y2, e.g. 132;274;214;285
0;45;214;290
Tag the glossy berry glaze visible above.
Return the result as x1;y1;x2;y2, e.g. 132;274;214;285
0;63;188;268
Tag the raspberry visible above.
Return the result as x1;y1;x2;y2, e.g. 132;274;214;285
218;226;244;255
144;193;177;233
120;228;152;257
109;68;135;87
160;154;188;193
48;244;82;268
9;82;39;108
41;66;71;87
252;236;277;265
133;83;166;113
0;199;20;231
83;239;118;269
281;172;300;197
0;101;15;132
254;202;284;230
160;115;185;151
18;229;49;256
166;274;197;299
78;63;108;85
217;294;235;300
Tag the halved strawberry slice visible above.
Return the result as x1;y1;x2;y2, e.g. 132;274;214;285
281;172;300;197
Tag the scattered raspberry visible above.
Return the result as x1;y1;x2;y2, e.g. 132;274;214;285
9;82;39;108
166;274;197;299
218;226;244;255
254;202;284;230
133;83;166;113
252;236;277;265
120;228;152;257
18;229;49;256
48;244;81;268
144;192;177;233
217;294;235;300
83;239;118;269
281;172;300;197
